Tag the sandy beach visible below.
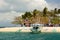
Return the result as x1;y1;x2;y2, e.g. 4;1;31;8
0;27;20;32
0;27;60;32
0;27;32;32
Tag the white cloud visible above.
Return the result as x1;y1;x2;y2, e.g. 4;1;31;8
0;0;50;12
0;11;24;22
0;0;8;7
0;11;24;26
27;0;49;10
0;0;59;12
0;11;24;27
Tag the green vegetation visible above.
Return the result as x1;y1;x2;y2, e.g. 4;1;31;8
58;9;60;13
12;7;60;24
43;7;48;16
22;12;32;19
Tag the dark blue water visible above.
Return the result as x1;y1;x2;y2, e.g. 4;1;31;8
0;32;60;40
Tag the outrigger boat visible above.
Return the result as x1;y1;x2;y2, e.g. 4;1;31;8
30;26;41;33
30;24;43;33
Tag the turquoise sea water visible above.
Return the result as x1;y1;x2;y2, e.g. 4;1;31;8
0;32;60;40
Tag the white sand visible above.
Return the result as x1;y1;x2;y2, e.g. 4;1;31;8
0;27;60;32
41;27;60;32
0;27;20;32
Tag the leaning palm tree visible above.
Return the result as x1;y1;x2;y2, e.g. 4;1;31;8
12;16;23;24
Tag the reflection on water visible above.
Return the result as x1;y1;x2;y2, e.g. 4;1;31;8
0;32;60;40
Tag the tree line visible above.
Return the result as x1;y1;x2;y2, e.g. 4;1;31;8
12;7;60;24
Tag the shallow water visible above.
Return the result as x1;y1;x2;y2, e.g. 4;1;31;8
0;32;60;40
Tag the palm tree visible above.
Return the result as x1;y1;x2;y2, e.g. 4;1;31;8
33;9;39;17
12;16;23;24
43;7;48;16
22;12;32;19
54;8;58;14
58;9;60;13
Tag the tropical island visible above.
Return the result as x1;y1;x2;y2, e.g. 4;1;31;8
12;7;60;27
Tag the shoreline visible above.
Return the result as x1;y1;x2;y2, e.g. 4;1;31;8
0;27;60;32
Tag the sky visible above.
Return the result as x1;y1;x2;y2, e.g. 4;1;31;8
0;0;60;26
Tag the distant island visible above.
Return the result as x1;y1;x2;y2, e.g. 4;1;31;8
12;7;60;27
